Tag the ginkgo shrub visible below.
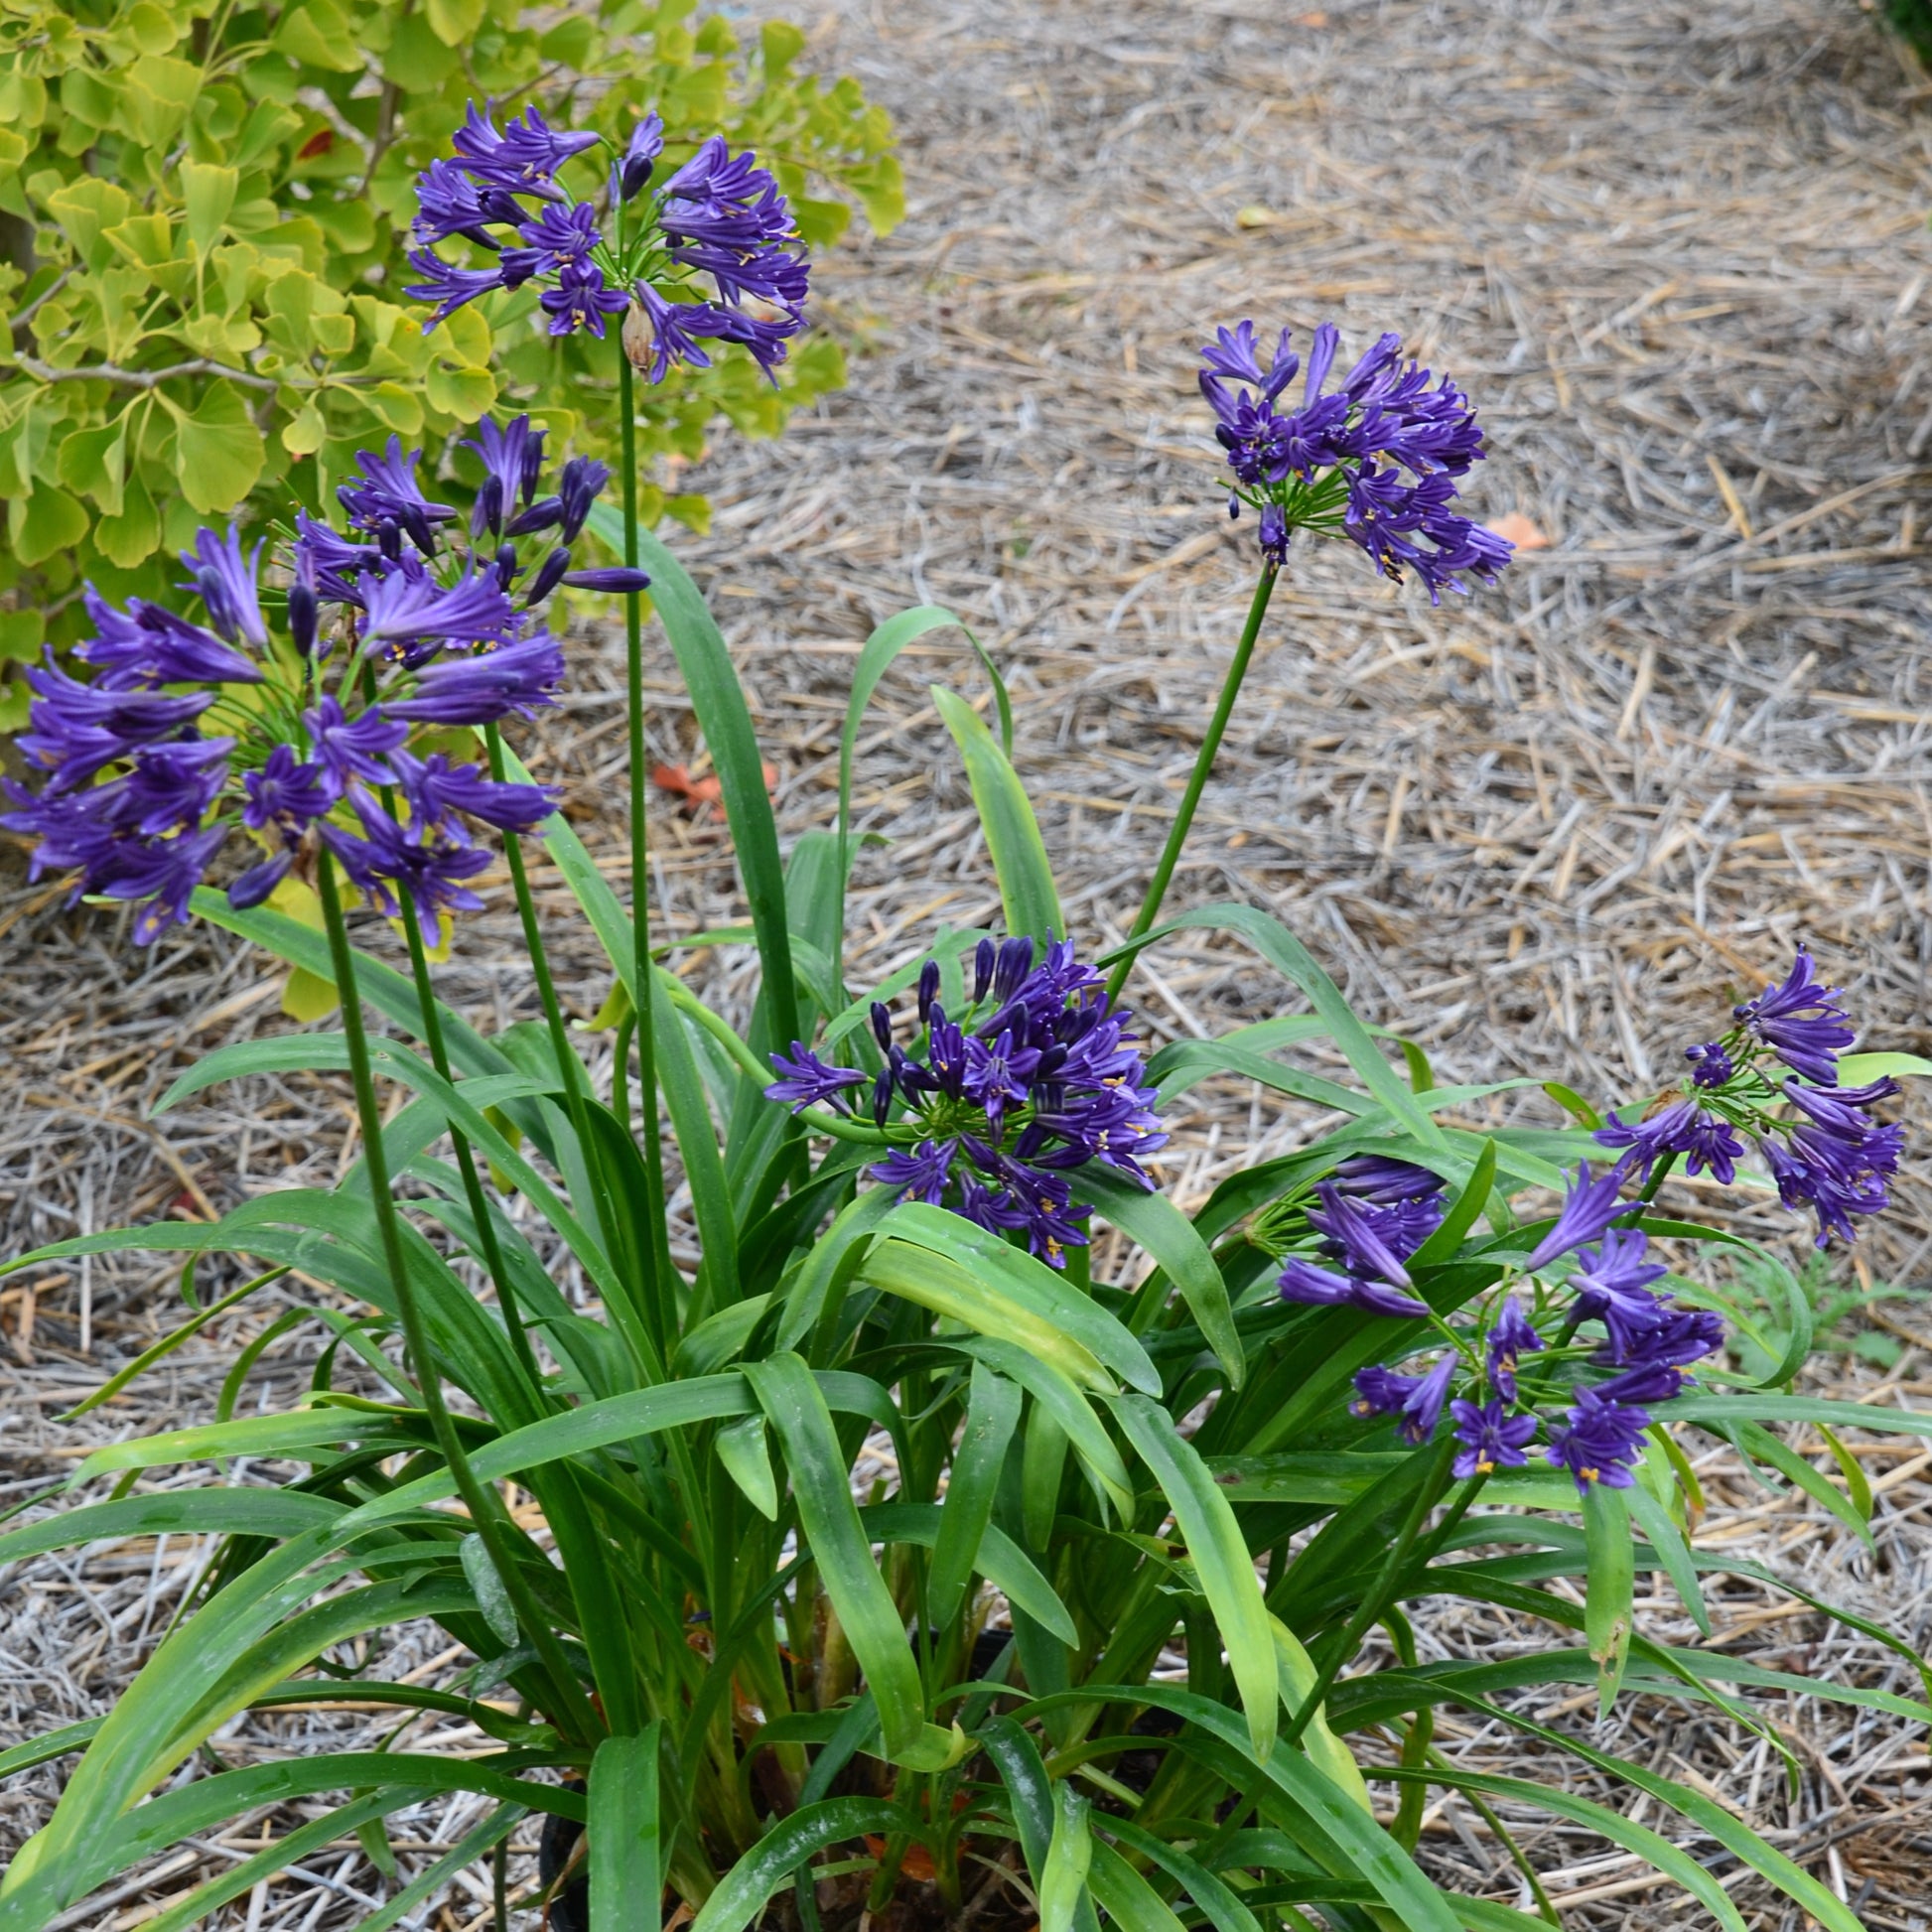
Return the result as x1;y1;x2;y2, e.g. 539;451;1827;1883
0;0;900;726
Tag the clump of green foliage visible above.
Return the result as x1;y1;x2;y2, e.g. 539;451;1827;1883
1717;1245;1921;1378
1883;0;1932;67
0;0;901;725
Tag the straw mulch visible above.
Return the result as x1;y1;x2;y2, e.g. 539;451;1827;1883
5;0;1932;1924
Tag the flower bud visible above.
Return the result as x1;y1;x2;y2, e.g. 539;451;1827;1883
522;545;572;608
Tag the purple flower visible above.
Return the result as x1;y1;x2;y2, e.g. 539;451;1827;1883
991;1153;1092;1267
1546;1387;1651;1494
1597;1305;1725;1393
180;526;269;650
1685;1040;1735;1089
1762;1073;1903;1246
1486;1296;1543;1402
304;695;408;798
563;567;653;594
383;632;565;725
226;850;294;911
1201;320;1300;400
403;250;511;326
323;792;490;927
464;416;547;540
392;749;556;834
289;547;319;659
412;159;502;246
1279;1255;1431;1321
1567;1229;1671;1358
827;939;1158;1265
115;739;232;836
2;779;117;883
1350;1356;1455;1445
870;1138;959;1207
1331;1154;1447;1207
539;260;630;339
1450;1398;1538;1479
1782;1075;1900;1136
241;744;331;838
1764;1142;1892;1248
93;823;230;942
624;282;725;383
1524;1163;1628;1271
557;457;611;542
962;1028;1042;1134
338;438;458;558
766;1042;868;1114
619;112;665;203
0;806;230;940
1308;1182;1431;1288
293;513;381;610
72;592;261;688
20;658;215;789
356;564;515;655
1595;1099;1746;1185
449;101;598;198
1735;949;1856;1085
516;201;601;276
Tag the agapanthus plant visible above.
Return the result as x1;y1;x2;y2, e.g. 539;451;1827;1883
11;252;1932;1932
768;936;1166;1265
407;102;808;381
2;417;641;945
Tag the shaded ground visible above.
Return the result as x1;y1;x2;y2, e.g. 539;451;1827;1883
6;0;1932;1924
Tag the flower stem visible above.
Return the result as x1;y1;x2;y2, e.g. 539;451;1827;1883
391;886;547;1399
1106;560;1279;1004
358;700;546;1402
483;722;669;1378
314;849;600;1744
615;335;679;1331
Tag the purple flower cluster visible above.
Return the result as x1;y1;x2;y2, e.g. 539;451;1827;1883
406;102;809;382
1198;320;1514;599
1593;949;1901;1246
1277;1157;1448;1318
765;937;1167;1268
3;416;644;942
1347;1162;1727;1495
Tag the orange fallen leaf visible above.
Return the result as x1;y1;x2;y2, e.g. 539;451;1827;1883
652;761;777;809
653;762;723;805
1486;512;1550;551
864;1835;937;1882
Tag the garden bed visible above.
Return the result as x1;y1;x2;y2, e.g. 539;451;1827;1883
5;0;1932;1925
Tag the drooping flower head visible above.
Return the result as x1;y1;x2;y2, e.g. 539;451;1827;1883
1198;319;1513;599
763;937;1165;1268
1350;1355;1455;1445
1523;1162;1629;1271
1735;949;1856;1085
1589;948;1901;1246
2;417;645;944
1278;1178;1444;1320
406;101;810;383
